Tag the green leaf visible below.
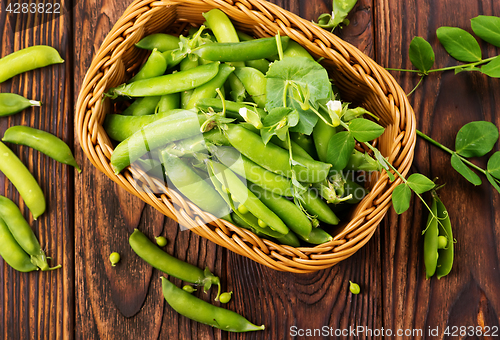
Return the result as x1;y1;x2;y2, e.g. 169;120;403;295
348;118;385;142
409;36;435;72
392;183;411;214
436;26;482;62
454;65;481;74
481;55;500;78
487;151;500;179
266;57;332;135
455;121;499;157
343;107;370;122
406;174;435;194
374;149;389;170
471;15;500;48
326;131;355;170
332;0;358;27
263;107;293;127
450;153;482;185
486;172;500;194
385;169;395;181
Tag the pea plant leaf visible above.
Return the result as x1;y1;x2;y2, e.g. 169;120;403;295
486;172;500;195
348;118;385;142
436;26;482;62
326;131;355;170
487;151;500;179
471;15;500;48
392;183;412;214
266;57;332;135
450;153;482;185
409;37;435;72
455;121;499;158
406;174;435;194
260;107;298;144
331;0;358;27
481;55;500;78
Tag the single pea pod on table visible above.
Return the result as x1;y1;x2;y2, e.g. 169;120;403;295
0;45;64;83
0;93;40;117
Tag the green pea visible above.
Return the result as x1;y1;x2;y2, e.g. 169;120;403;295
237;205;249;214
155;236;168;247
182;285;197;293
257;219;267;228
437;235;447;249
349;281;360;294
219;291;233;304
109;252;121;267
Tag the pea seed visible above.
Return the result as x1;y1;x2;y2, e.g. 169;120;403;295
237;205;249;214
437;235;448;249
257;219;267;228
109;252;121;267
182;285;197;293
219;291;233;303
155;236;168;247
349;281;360;294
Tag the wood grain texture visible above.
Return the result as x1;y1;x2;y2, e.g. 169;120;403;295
375;0;500;338
2;0;500;339
0;1;74;340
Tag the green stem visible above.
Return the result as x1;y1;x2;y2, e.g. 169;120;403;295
407;76;424;97
386;56;497;74
416;130;487;175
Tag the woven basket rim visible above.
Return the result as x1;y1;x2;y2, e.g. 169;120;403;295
75;0;416;273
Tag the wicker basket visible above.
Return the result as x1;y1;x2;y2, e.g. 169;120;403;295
76;0;416;273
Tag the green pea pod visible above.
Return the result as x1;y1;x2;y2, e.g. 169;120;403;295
160;150;230;218
156;93;180;113
203;9;240;43
0;93;41;117
186;63;235;109
423;197;439;279
134;158;165;180
110;110;202;174
313;111;337;162
246;59;270;74
135;33;180;52
122;96;161;116
195;98;266;120
0;217;37;272
214;146;293;197
192;37;289;62
161;277;265;332
130;229;221;295
0;45;64;83
2;126;81;172
210;161;289;235
226;125;331;183
0;196;60;271
299;227;333;245
345;150;381;172
300;189;340;225
129;49;167;82
270;136;314;160
227;73;246;102
104;109;189;142
0;141;45;219
283;40;314;60
249;184;312;238
180;57;199;109
342;178;367;204
236;30;254;41
233;67;267;108
290;132;318;160
435;194;453;279
231;213;300;247
107;62;220;98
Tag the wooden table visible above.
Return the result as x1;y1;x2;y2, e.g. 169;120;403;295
1;0;500;338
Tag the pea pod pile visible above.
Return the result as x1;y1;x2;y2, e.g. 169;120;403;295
105;9;383;250
0;45;79;273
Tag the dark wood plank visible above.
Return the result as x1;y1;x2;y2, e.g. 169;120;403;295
0;1;74;339
375;0;500;337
